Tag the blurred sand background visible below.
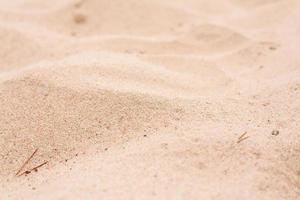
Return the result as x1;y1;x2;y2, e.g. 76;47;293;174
0;0;299;199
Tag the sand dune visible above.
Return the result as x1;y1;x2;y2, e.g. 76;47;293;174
0;0;300;199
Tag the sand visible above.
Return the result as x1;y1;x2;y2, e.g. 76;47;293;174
0;0;299;199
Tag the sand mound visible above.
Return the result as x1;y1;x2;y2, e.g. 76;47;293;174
0;55;188;178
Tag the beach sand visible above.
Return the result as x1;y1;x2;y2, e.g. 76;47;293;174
0;0;299;199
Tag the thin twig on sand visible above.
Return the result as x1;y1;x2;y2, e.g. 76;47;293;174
18;161;48;177
15;148;38;176
237;132;249;144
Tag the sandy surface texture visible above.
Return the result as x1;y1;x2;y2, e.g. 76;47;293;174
0;0;300;199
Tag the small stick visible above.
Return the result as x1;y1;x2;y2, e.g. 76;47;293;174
237;132;250;143
15;148;38;176
238;132;247;140
237;136;249;144
18;161;48;177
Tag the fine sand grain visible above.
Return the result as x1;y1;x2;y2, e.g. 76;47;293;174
0;0;300;199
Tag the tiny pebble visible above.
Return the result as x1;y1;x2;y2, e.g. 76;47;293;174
272;130;280;136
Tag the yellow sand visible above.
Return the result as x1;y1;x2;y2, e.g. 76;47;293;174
0;0;299;199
